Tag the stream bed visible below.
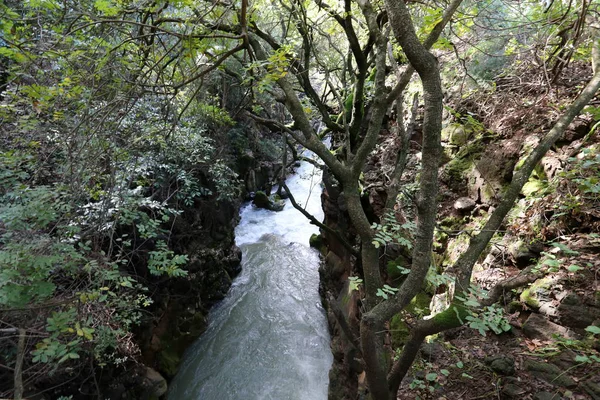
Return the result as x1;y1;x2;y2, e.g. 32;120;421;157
168;158;333;399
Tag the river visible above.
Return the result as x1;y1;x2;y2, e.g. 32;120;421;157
168;156;333;399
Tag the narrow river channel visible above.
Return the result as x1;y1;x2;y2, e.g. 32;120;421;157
168;156;333;399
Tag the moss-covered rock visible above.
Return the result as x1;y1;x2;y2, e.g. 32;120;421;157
520;276;559;309
442;123;472;146
445;154;478;190
522;313;578;340
445;233;470;268
581;379;600;399
523;360;577;388
157;348;181;378
485;355;515;376
309;233;323;248
252;191;285;211
467;164;499;204
253;190;270;208
156;310;208;378
522;179;547;198
142;367;168;399
442;140;484;191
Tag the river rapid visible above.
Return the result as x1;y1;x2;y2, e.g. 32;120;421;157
168;157;333;399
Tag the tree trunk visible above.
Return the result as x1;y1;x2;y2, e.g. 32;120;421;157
14;329;26;400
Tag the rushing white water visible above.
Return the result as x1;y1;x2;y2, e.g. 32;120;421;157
168;157;333;400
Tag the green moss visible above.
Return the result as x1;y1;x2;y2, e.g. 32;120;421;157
520;276;557;309
508;300;524;313
389;293;431;348
309;233;322;248
253;191;269;208
445;233;470;266
442;123;472;146
407;292;431;317
522;163;549;198
431;304;469;330
444;141;484;182
446;157;475;183
157;347;181;378
157;310;208;378
386;255;410;282
390;314;410;348
441;216;466;230
520;287;538;308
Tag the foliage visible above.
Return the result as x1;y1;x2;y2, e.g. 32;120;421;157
1;0;598;397
454;289;512;336
371;212;417;250
376;285;399;300
0;0;247;395
349;276;364;292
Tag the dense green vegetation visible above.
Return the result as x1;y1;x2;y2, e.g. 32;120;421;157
1;0;599;398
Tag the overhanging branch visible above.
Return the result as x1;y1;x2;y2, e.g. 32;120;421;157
283;183;358;257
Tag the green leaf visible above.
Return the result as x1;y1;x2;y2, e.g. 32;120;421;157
542;258;560;267
58;354;70;363
94;0;120;16
425;373;438;382
575;355;590;363
585;325;600;335
551;242;579;255
567;264;583;272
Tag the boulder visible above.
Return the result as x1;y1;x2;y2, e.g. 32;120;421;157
541;152;563;180
253;190;271;208
557;294;600;329
549;349;577;370
522;313;579;341
467;165;498;204
509;240;542;268
420;341;445;361
533;392;561;400
501;377;527;398
520;276;560;309
485;355;515;376
562;115;592;143
502;384;525;398
467;141;520;204
309;233;323;249
252;191;285;212
269;200;285;211
453;197;476;212
442;123;472;146
523;360;577;388
142;367;168;398
581;379;600;400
